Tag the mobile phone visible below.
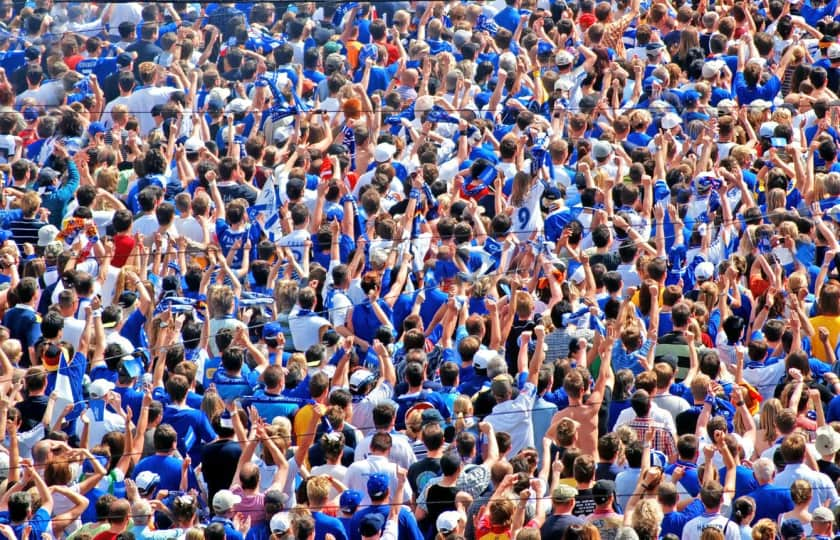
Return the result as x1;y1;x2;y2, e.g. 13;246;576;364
770;137;787;148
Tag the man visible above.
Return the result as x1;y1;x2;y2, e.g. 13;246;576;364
345;433;413;506
682;481;741;540
306;476;348;540
550;329;616;457
348;471;421;540
746;457;795;522
810;506;836;540
485;326;545;455
126;61;178;136
408;423;445;497
92;499;131;540
210;490;244;540
133;424;198;494
354;402;417;470
625;390;677;460
773;433;840;510
541;484;584;539
585;480;622;540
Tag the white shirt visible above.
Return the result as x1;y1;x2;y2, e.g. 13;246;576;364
127;86;178;136
74;407;126;446
287;306;331;353
354;431;418;471
350;381;394;437
742;361;785;401
614;401;677;435
62;317;85;351
102;96;131;129
132;213;159;237
344;454;413;506
174;216;205;244
485;382;537;456
108;3;143;32
682;512;740;540
772;463;840;511
106;329;136;355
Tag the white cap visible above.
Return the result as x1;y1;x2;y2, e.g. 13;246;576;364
212;489;242;513
555;50;574;66
701;59;726;79
135;470;160;492
37;224;59;247
225;97;252;115
0;452;10;479
270;513;291;534
661;112;682;130
716;99;737;111
554;78;573;92
749;99;772;111
759;121;778;138
436;511;465;534
592;141;613;160
184;138;204;153
816;425;840;456
88;379;115;399
473;349;496;370
695;261;715;281
349;369;375;392
829;43;840;60
374;142;396;163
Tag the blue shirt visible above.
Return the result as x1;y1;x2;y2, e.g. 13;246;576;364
349;505;423;540
133;454;198;494
0;507;50;540
313;512;348;540
734;72;781;104
162;405;217;461
660;499;704;538
2;305;40;366
747;483;795;522
611;339;653;375
209;517;244;540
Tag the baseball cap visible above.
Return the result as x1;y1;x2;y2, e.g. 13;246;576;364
23;107;39;122
592;480;616;505
645;42;665;55
716;98;737;113
661;112;682;130
473;349;495;370
780;519;805;540
367;472;390;499
829;43;840;60
695;261;715;281
749;99;772;111
212;489;242;513
349;369;375;393
436;511;464;534
813;507;835;523
118;291;138;310
759;121;778;139
816;425;840;456
269;513;290;534
225;98;252;115
592;140;612;160
262;322;283;340
701;59;725;79
374;142;396;163
421;408;444;426
184;138;204;153
88;121;106;137
552;484;578;503
88;379;115;399
24;46;40;60
339;490;363;514
556;50;574;66
683;89;700;103
116;52;133;67
135;471;160;494
323;41;342;56
360;513;386;538
37;224;59;247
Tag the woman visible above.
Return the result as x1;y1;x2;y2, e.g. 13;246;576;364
630;499;663;540
781;480;813;533
608;369;635;432
45;447;108;536
753;399;783;459
732;497;756;540
509;170;545;242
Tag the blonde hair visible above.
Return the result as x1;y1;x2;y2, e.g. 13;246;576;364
306;475;331;505
185;528;204;540
752;519;777;540
631;499;664;540
759;398;783;445
201;390;224;421
208;285;235;318
1;339;21;364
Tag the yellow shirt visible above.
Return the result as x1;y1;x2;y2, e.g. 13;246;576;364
809;315;840;362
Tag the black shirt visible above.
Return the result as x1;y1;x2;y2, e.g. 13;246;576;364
18;395;49;432
573;489;596;517
201;438;242;507
408;457;441;496
541;514;585;540
421;483;458;540
589;252;621;271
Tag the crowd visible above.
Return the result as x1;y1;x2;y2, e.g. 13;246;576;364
3;0;840;540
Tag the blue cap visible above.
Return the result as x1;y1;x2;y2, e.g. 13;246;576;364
23;107;39;122
643;76;663;90
537;41;554;57
263;321;283;340
781;519;805;540
683;89;700;103
646;42;665;52
88;121;106;136
367;472;390;498
339;490;363;513
359;513;386;537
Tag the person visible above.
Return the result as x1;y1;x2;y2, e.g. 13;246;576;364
541;484;585;539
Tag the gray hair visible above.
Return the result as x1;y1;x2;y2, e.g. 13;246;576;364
132;500;152;526
487;356;508;379
615;527;640;540
752;457;775;484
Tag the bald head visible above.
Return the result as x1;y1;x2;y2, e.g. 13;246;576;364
239;462;260;490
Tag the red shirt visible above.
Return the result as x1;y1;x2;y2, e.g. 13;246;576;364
92;531;121;540
111;232;136;268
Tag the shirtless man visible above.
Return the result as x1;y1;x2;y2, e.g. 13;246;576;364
548;325;616;459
